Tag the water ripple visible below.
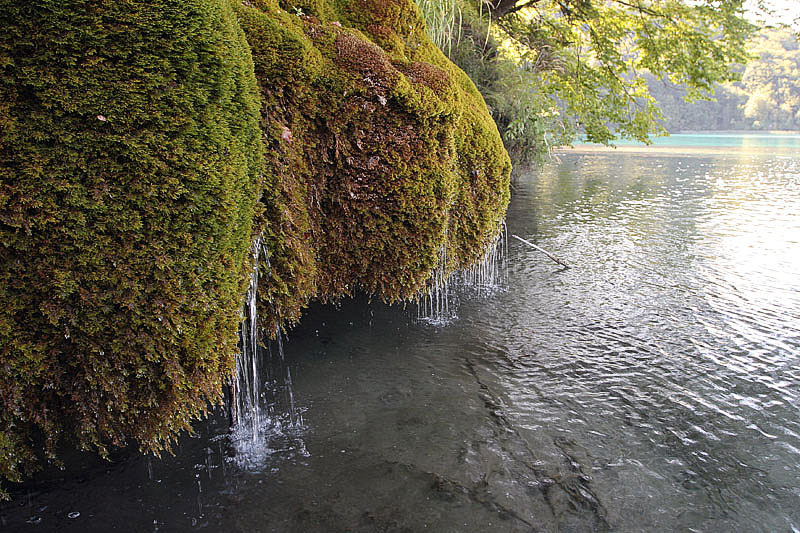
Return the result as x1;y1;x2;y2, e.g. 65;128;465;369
473;153;800;530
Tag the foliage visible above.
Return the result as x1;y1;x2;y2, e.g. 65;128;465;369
417;0;759;159
649;27;800;131
446;17;566;162
416;0;463;56
0;0;264;495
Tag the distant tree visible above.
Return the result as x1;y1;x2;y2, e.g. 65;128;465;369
646;27;800;132
739;28;800;129
419;0;764;157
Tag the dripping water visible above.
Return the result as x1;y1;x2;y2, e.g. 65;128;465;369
232;239;265;445
263;327;306;431
417;243;453;325
229;238;308;469
416;222;508;324
453;220;509;297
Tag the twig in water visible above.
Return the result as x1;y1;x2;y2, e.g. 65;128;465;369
511;234;570;268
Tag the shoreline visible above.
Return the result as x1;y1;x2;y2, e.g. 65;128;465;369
671;129;800;135
555;144;800;156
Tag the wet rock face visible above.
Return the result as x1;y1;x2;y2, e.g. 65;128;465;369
239;0;511;329
0;0;509;490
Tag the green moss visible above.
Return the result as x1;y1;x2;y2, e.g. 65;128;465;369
0;0;263;488
0;0;509;495
238;0;510;329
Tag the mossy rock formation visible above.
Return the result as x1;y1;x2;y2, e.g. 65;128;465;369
0;0;510;491
238;0;511;329
0;0;264;485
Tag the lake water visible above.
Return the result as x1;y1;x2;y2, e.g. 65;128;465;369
2;136;800;531
611;132;800;149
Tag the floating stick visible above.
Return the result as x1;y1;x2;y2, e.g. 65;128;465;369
511;234;570;268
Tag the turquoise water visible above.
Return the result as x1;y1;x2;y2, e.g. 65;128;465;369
583;131;800;149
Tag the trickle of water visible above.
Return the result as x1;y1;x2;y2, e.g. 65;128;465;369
196;477;203;517
417;244;453;324
229;238;308;469
286;368;300;428
275;325;285;361
416;223;508;324
232;238;265;444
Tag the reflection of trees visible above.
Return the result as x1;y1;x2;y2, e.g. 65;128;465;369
530;154;708;228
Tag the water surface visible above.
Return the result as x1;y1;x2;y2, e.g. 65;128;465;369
3;141;800;532
612;131;800;149
574;131;800;156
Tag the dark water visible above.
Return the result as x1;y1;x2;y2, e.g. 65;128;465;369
3;149;800;532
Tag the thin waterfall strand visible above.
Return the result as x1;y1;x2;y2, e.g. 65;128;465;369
232;238;266;448
416;222;508;324
230;239;308;468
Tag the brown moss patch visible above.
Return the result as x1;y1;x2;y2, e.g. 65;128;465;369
237;0;509;327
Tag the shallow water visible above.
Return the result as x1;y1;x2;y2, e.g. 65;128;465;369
3;147;800;532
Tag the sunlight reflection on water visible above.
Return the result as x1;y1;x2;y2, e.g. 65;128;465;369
3;147;800;532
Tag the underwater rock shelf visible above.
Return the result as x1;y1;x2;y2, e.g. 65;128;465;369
0;0;510;491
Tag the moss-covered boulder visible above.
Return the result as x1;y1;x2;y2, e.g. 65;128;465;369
0;0;264;486
0;0;510;494
236;0;512;329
